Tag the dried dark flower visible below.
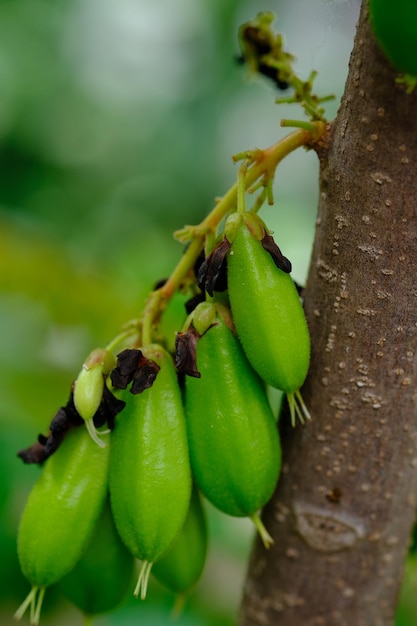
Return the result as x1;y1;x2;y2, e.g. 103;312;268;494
238;24;290;90
193;250;205;278
130;360;160;394
258;63;289;90
175;327;201;378
197;239;230;296
185;292;205;315
43;430;66;459
110;349;144;390
64;391;86;427
241;25;271;55
17;380;126;464
17;441;46;465
42;406;75;459
261;234;292;273
110;348;160;395
91;386;126;430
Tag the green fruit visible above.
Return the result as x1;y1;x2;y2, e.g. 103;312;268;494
152;485;208;596
16;427;110;625
369;0;417;76
185;303;281;545
227;213;311;425
109;345;192;600
59;498;134;616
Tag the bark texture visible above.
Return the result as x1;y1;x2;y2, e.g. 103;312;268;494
239;3;417;626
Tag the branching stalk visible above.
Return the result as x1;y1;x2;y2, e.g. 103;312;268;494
140;125;324;344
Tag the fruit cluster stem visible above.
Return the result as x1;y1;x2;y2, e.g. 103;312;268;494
140;125;324;344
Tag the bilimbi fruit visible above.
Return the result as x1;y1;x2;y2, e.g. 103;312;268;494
109;344;192;600
15;427;110;625
183;301;281;546
226;211;311;426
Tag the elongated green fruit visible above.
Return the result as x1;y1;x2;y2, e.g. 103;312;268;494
152;485;208;595
369;0;417;76
60;498;134;616
16;427;110;624
185;304;281;541
227;214;311;424
109;345;192;600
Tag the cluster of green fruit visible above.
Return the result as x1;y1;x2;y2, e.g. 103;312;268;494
15;210;311;625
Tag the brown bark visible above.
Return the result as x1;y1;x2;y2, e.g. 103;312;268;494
239;3;417;626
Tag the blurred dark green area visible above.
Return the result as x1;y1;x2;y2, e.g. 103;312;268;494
1;0;416;624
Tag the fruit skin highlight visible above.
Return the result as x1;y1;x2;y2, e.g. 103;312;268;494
109;344;192;599
185;303;281;538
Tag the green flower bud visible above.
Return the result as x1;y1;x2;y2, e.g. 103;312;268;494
191;301;218;336
74;349;116;447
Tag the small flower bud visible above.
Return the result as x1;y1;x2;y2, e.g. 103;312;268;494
74;364;104;423
191;302;218;337
73;349;116;447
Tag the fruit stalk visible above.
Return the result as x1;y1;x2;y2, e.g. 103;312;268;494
141;126;323;344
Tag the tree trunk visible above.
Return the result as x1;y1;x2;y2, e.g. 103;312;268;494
239;3;417;625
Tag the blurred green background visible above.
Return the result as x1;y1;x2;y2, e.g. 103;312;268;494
3;0;415;625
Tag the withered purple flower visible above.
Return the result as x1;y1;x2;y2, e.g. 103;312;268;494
197;239;230;297
92;386;126;430
110;349;143;389
130;361;160;394
111;348;160;395
17;440;47;465
17;381;126;464
175;327;201;378
261;233;292;273
238;22;290;91
184;292;205;315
